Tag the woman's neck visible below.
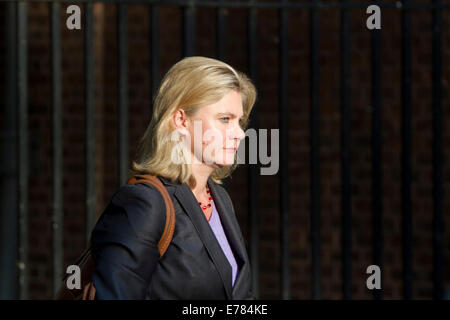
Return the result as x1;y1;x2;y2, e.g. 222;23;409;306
190;163;215;196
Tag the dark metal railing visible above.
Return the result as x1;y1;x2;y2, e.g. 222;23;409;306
340;0;352;301
401;0;413;300
0;1;18;300
370;1;383;301
2;0;450;9
50;1;63;297
84;3;96;249
1;0;446;300
279;0;290;300
247;0;260;300
118;4;130;185
16;1;29;300
431;0;443;301
310;0;321;300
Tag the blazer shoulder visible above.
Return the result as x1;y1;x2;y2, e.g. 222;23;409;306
111;182;165;206
101;182;167;242
91;183;165;299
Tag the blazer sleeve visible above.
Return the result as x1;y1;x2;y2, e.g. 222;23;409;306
90;183;166;299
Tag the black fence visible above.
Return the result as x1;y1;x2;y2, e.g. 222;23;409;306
0;0;447;300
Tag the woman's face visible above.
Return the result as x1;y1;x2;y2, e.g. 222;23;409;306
186;90;246;167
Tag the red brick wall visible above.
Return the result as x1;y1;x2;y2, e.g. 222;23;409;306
1;1;450;299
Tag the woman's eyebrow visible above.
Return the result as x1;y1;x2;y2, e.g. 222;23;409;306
217;112;244;119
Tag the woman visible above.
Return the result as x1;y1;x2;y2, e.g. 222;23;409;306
90;56;257;299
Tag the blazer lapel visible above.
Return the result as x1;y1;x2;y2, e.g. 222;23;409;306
207;179;250;298
173;181;233;299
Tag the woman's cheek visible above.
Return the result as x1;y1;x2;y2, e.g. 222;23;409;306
203;127;221;147
201;128;221;161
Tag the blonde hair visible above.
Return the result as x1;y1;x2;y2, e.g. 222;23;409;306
129;56;257;187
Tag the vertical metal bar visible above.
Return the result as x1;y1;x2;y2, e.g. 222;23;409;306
150;5;160;106
216;0;227;191
118;4;129;185
182;2;196;57
50;0;63;298
339;0;352;300
84;2;95;244
216;0;226;61
431;0;443;300
279;0;290;300
401;0;413;300
371;1;383;301
1;1;18;299
17;0;29;300
310;0;321;300
247;2;259;299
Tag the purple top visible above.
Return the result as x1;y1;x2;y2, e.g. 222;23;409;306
208;201;239;287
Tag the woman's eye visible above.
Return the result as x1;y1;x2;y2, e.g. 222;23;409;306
220;117;230;123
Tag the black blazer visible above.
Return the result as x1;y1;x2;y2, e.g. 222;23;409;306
90;176;253;300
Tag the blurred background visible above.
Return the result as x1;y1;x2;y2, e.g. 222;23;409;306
0;0;450;300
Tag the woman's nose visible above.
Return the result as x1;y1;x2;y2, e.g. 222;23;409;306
235;126;245;141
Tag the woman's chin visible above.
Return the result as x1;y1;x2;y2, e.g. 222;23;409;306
215;160;235;167
204;159;233;168
202;155;235;167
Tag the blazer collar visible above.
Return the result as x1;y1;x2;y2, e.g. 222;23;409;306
207;180;249;298
158;176;180;187
160;175;249;299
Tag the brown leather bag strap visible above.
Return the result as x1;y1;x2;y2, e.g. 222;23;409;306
56;174;175;300
126;174;176;257
82;281;96;300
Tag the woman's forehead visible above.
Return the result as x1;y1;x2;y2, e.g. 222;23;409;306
204;92;243;115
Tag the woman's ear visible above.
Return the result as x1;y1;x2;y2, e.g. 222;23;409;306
172;109;189;136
